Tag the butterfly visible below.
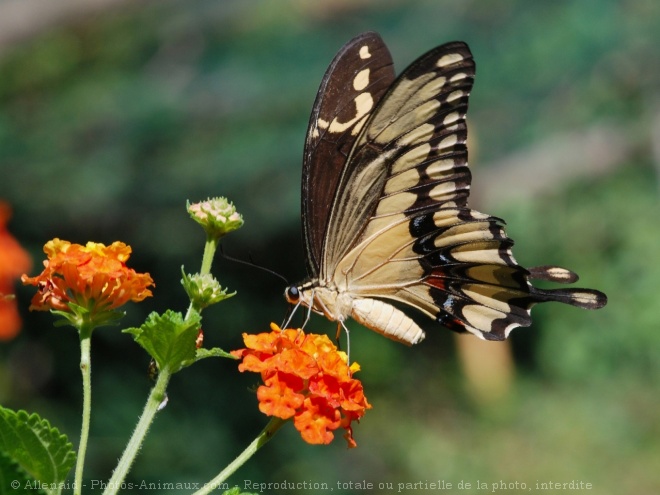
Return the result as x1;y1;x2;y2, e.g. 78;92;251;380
284;32;607;345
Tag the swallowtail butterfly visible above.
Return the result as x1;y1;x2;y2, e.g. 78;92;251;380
284;32;607;345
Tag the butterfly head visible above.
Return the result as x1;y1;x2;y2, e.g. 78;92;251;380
284;285;301;305
285;281;347;324
283;283;322;327
284;282;320;311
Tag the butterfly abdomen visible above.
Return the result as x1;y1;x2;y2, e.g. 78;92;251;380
351;298;425;345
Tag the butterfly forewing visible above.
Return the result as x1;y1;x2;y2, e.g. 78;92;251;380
302;32;395;277
322;42;475;276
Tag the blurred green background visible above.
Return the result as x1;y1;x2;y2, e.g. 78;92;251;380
1;0;659;493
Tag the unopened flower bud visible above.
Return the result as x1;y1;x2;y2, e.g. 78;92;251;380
181;269;235;309
187;197;243;239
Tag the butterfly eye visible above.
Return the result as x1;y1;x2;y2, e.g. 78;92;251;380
285;286;300;304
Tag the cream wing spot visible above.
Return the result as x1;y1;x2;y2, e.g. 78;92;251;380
353;68;370;91
397;75;437;115
426;158;457;178
359;45;371;59
430;209;464;228
351;115;369;136
451;243;511;265
375;191;417;216
466;210;491;220
397;122;436;147
443;111;460;125
429;181;458;201
541;266;578;282
312;118;329;139
462;286;515;314
436;133;458;151
419;76;447;100
432;223;495;249
384;168;420;194
391;143;432;174
462;305;505;333
437;53;464;67
447;90;465;102
374;99;439;145
328;92;374;133
366;74;435;141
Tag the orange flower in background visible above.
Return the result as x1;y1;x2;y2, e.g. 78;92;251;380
22;239;154;319
0;202;32;340
232;324;371;448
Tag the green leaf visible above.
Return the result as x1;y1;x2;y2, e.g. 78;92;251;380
195;347;236;362
124;310;201;373
0;450;45;495
0;407;75;495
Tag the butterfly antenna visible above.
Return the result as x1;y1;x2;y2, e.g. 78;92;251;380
280;304;293;329
219;245;289;284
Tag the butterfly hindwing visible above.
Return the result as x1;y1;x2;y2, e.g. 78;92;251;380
302;32;395;278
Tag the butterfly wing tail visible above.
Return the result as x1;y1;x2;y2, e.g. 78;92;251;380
403;212;607;339
527;265;579;283
527;265;607;310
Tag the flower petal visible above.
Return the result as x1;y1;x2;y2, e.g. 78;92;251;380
257;372;305;419
293;397;341;445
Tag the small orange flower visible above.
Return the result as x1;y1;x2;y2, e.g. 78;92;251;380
22;239;154;325
0;202;32;340
232;323;371;447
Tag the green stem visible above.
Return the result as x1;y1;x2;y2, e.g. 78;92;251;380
102;367;172;495
192;417;286;495
74;330;92;495
200;237;218;276
185;236;218;320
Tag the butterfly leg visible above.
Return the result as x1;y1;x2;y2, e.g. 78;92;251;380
336;319;352;369
301;290;315;329
333;322;343;351
281;300;302;329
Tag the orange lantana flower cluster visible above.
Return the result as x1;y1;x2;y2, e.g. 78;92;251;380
232;324;371;448
22;239;154;315
0;202;31;340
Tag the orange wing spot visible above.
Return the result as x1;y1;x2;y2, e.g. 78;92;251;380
424;273;447;291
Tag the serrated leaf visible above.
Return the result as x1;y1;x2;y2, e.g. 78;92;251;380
195;347;236;362
124;310;201;373
0;408;75;495
0;450;46;495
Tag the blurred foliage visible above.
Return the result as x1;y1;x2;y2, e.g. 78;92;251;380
0;0;659;494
